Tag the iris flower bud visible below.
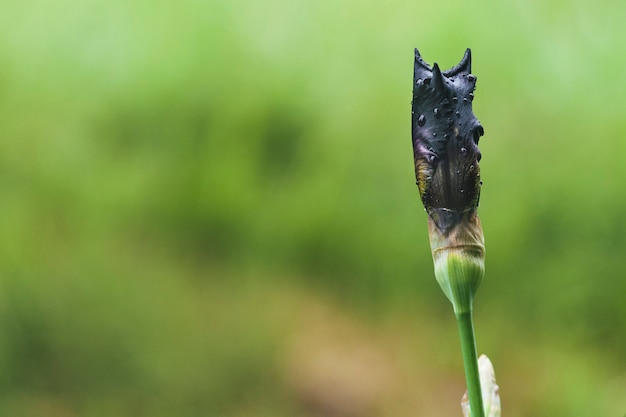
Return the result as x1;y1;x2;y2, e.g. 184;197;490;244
411;48;485;313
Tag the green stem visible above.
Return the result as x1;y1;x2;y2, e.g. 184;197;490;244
456;310;484;417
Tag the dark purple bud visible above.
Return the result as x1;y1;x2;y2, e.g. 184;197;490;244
411;48;484;233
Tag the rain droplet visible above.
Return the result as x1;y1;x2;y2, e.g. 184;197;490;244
479;180;483;186
460;147;467;154
427;154;436;162
417;114;426;126
467;74;476;82
443;133;449;139
469;164;475;170
455;111;461;118
452;97;458;103
463;98;469;104
432;132;437;137
460;189;465;194
469;93;474;100
416;78;423;85
433;108;440;118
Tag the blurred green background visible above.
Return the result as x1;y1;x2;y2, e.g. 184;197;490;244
0;0;625;416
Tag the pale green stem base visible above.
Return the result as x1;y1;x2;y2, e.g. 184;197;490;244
456;311;485;417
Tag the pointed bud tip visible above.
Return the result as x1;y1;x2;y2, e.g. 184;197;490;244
414;48;432;72
431;63;445;90
445;48;472;76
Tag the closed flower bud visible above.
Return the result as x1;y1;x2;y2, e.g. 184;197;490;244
411;49;486;313
412;48;484;229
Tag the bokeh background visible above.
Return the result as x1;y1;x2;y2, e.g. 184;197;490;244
0;0;625;416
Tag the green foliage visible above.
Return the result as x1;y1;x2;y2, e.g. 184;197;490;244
0;0;625;415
